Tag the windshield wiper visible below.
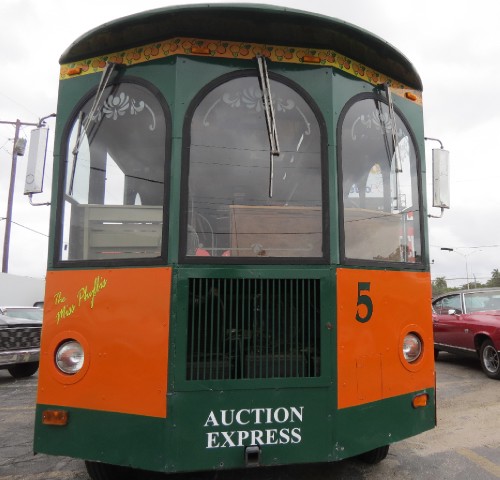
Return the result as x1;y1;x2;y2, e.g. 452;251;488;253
69;62;117;195
382;82;404;213
384;82;402;173
68;111;84;196
256;55;280;197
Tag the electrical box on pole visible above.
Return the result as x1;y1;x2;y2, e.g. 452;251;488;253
24;127;49;195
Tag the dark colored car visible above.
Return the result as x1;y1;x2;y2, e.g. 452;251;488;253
432;288;500;379
0;306;43;378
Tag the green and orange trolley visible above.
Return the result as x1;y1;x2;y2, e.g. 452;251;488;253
34;4;436;478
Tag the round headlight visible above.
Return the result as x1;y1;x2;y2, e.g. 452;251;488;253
402;333;422;363
55;340;84;374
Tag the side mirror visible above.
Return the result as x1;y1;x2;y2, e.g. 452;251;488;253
24;127;49;195
432;148;450;209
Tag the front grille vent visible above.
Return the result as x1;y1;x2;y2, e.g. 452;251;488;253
187;277;320;380
0;327;41;352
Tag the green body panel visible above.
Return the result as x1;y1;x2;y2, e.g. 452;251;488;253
335;390;436;459
35;388;435;473
166;388;334;470
34;405;168;472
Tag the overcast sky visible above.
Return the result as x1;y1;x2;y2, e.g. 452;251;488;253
1;0;498;286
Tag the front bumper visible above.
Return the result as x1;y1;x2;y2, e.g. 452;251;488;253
0;348;40;367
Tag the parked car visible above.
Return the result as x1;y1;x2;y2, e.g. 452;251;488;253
432;288;500;379
0;306;43;378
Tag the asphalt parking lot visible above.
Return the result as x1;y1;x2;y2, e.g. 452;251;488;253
1;354;499;480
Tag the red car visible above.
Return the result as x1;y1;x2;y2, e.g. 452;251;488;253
432;288;500;379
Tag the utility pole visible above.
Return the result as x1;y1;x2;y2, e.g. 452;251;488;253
0;117;52;273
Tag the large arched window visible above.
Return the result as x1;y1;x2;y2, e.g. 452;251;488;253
339;95;422;264
182;73;326;261
59;80;170;262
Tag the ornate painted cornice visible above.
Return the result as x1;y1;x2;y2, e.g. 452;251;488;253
60;37;422;104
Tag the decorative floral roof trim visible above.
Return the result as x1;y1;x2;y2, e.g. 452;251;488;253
60;37;422;104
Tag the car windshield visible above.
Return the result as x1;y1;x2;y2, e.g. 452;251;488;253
2;308;43;321
464;290;500;313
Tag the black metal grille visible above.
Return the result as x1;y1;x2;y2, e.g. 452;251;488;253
0;327;41;352
187;278;320;380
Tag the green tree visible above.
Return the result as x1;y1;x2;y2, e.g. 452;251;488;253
486;269;500;287
432;276;448;296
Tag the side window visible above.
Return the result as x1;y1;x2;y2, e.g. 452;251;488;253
432;299;442;314
442;295;462;314
60;81;169;262
339;96;422;264
182;74;325;260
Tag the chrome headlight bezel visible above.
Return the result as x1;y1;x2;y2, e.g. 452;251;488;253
55;340;85;375
402;332;423;363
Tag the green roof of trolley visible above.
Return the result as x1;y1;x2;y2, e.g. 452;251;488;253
60;3;422;90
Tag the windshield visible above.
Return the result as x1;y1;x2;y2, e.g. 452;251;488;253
339;96;422;263
3;308;43;321
60;81;169;262
464;290;500;312
184;74;325;260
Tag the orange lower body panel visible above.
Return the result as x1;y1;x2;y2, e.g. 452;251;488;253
37;267;172;418
337;268;434;409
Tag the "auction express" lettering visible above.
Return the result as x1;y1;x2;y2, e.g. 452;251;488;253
204;406;304;449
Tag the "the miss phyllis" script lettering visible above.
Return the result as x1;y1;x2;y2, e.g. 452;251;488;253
54;275;108;324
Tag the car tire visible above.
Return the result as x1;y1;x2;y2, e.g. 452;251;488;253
85;461;138;480
434;349;440;360
357;445;389;464
479;339;500;379
7;362;39;379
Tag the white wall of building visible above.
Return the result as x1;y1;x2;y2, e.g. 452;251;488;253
0;273;45;306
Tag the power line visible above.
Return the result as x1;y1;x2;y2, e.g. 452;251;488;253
432;276;493;281
10;220;48;238
431;244;500;249
1;216;48;236
0;92;40;119
0;138;12;152
0;217;48;237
